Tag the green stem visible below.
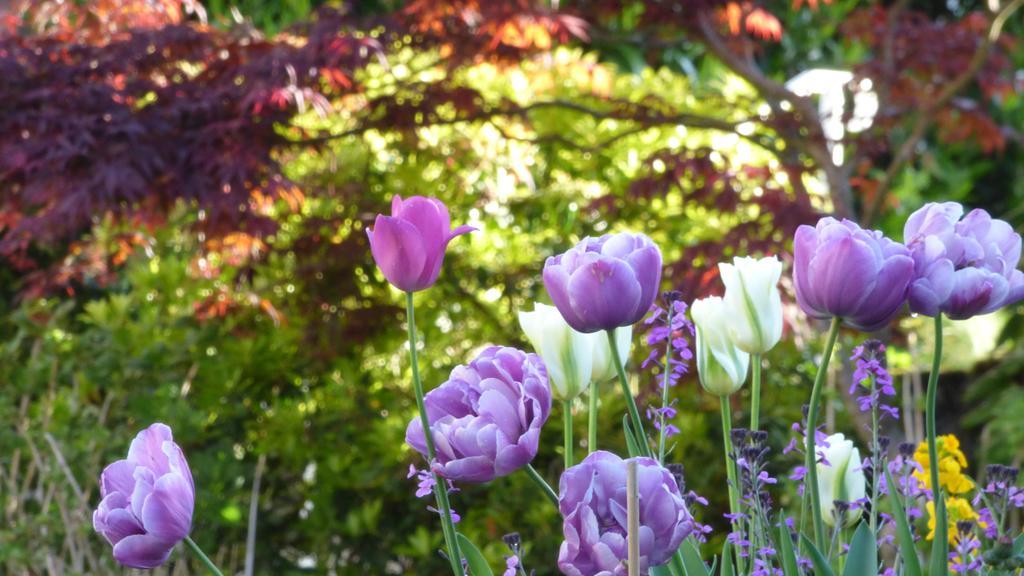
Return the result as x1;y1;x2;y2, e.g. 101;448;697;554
406;293;463;576
184;536;225;576
804;317;842;551
608;330;652;458
588;379;599;453
750;354;762;431
658;306;675;463
719;395;744;576
869;374;880;535
719;396;742;521
525;463;559;508
563;399;574;469
925;314;947;575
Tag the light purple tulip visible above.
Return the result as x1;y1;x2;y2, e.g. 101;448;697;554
793;217;915;332
558;451;693;576
366;195;475;292
904;202;1023;319
93;423;195;569
543;233;663;333
406;346;551;483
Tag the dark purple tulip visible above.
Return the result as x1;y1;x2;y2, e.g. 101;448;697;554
793;217;914;331
543;233;662;333
367;195;475;292
406;346;551;483
904;202;1023;319
93;424;195;569
558;451;692;575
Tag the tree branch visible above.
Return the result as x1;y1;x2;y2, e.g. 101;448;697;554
861;0;1024;225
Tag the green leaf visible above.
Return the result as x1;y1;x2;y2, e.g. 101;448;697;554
884;467;922;576
800;535;835;576
679;538;710;576
720;541;735;576
842;522;877;576
623;415;641;457
929;495;950;576
778;522;800;576
456;533;493;576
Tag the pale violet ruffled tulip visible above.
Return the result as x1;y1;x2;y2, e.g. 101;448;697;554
691;297;750;396
816;433;866;528
720;256;783;354
518;303;631;401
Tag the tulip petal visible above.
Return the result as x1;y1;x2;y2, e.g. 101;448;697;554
112;534;176;569
567;257;642;332
99;508;145;546
625;245;663;324
848;253;913;331
543;259;590;331
807;233;877;318
127;423;174;475
100;459;136;497
793;225;829;319
141;472;193;542
367;215;427;292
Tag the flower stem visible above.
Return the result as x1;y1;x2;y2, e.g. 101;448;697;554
658;305;675;464
406;292;463;576
563;399;574;469
588;379;599;453
805;317;842;551
608;330;651;458
719;395;744;576
925;314;947;575
719;395;742;520
869;373;881;535
184;536;225;576
525;463;559;508
750;354;762;431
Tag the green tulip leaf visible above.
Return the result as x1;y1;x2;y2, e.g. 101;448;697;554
800;535;835;576
456;532;493;576
843;522;877;576
778;522;800;576
884;467;922;576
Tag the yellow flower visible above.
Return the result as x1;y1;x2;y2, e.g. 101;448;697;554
926;497;983;543
913;435;975;495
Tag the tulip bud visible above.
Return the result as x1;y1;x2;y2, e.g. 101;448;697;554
518;303;631;401
366;195;475;293
691;297;750;396
719;256;783;354
816;433;866;528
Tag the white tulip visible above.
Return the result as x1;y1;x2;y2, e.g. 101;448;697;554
518;303;631;401
816;433;866;528
719;256;783;354
691;297;750;396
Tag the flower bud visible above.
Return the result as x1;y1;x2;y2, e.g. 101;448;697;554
691;297;750;396
518;303;631;401
719;256;783;354
816;433;866;528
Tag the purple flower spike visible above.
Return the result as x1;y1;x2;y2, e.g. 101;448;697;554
543;233;663;333
406;346;551;483
793;217;914;331
557;451;693;575
367;195;475;292
904;202;1023;319
93;423;195;569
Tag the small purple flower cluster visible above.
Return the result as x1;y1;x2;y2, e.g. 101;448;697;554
974;464;1024;541
641;294;695;388
849;340;899;420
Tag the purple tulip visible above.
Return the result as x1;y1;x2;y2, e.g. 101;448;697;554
93;424;195;569
405;346;551;483
904;202;1023;319
793;217;914;331
543;233;663;333
366;195;475;292
558;451;693;575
